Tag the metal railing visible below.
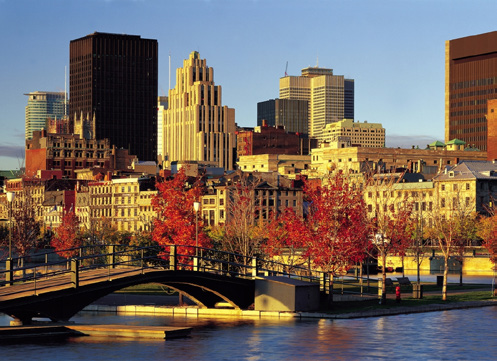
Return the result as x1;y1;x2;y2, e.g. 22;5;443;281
0;245;329;297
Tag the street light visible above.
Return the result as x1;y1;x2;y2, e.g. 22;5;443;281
6;191;15;260
193;201;200;259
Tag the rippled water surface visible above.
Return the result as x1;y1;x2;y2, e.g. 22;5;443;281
1;306;497;360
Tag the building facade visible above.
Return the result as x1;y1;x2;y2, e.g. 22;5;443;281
306;144;488;178
69;32;158;161
236;125;316;157
163;51;236;170
157;96;168;159
25;91;67;140
445;31;497;151
321;119;385;148
487;99;497;161
280;66;354;142
257;98;309;134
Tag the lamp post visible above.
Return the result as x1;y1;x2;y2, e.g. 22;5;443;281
6;192;15;260
6;191;15;286
193;201;200;258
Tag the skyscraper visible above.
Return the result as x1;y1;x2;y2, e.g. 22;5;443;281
279;66;354;142
163;51;236;170
257;98;309;134
445;31;497;151
69;32;158;161
157;96;168;159
25;91;67;139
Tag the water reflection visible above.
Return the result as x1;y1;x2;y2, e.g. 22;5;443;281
1;307;497;360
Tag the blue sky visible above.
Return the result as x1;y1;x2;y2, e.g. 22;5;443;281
1;0;497;170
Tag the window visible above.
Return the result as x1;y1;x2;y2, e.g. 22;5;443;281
441;184;445;191
441;198;445;208
453;184;458;191
466;183;470;190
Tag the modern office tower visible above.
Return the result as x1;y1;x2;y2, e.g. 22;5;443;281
257;98;309;134
157;96;168;159
321;119;385;148
69;32;158;161
163;51;236;170
279;66;354;142
25;91;67;139
445;31;497;151
487;99;497;161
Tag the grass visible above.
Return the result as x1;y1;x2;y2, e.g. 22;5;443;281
115;283;178;295
326;291;495;314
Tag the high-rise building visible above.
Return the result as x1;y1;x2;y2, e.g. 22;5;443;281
25;91;67;139
486;99;497;161
445;31;497;151
279;66;354;142
257;98;309;134
163;51;236;170
69;32;158;161
157;96;168;159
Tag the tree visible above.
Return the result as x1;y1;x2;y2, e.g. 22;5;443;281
11;190;41;266
152;168;210;259
51;211;82;259
424;196;478;301
219;173;265;266
262;207;307;272
265;170;370;303
477;213;497;265
365;173;415;304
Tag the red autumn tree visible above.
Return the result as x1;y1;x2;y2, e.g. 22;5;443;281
477;213;497;264
264;170;370;301
152;168;210;258
51;211;82;259
262;207;307;271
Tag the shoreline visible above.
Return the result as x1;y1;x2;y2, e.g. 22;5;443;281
84;294;497;320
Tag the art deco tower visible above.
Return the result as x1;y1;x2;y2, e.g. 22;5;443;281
69;32;158;161
163;51;235;170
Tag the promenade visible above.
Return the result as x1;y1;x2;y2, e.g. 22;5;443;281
86;289;497;320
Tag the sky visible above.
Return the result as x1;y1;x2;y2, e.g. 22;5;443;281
1;0;497;170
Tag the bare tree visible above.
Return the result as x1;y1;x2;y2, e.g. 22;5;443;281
11;190;41;267
424;191;478;301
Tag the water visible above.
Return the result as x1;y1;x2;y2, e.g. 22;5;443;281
1;306;497;360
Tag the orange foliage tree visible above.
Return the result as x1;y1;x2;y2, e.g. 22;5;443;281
477;213;497;265
264;171;370;299
152;168;210;258
51;211;82;259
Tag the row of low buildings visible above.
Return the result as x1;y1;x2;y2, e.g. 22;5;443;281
2;154;497;240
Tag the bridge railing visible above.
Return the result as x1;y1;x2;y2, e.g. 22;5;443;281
0;244;327;294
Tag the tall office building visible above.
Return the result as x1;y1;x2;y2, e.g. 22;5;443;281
163;51;236;170
157;96;168;159
25;91;67;139
257;98;309;134
69;32;158;161
279;66;354;142
445;31;497;151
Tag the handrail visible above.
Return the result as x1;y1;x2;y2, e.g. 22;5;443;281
0;244;325;293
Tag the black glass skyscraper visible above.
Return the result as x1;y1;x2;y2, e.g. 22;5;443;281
70;32;158;161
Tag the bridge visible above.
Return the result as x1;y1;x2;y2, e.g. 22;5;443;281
0;245;326;325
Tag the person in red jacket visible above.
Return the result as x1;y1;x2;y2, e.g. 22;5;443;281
396;286;401;303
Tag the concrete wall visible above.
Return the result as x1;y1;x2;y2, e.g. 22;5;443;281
255;277;320;312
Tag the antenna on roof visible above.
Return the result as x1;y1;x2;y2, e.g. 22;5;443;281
285;61;288;77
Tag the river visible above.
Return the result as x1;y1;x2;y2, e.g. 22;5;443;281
1;306;497;360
